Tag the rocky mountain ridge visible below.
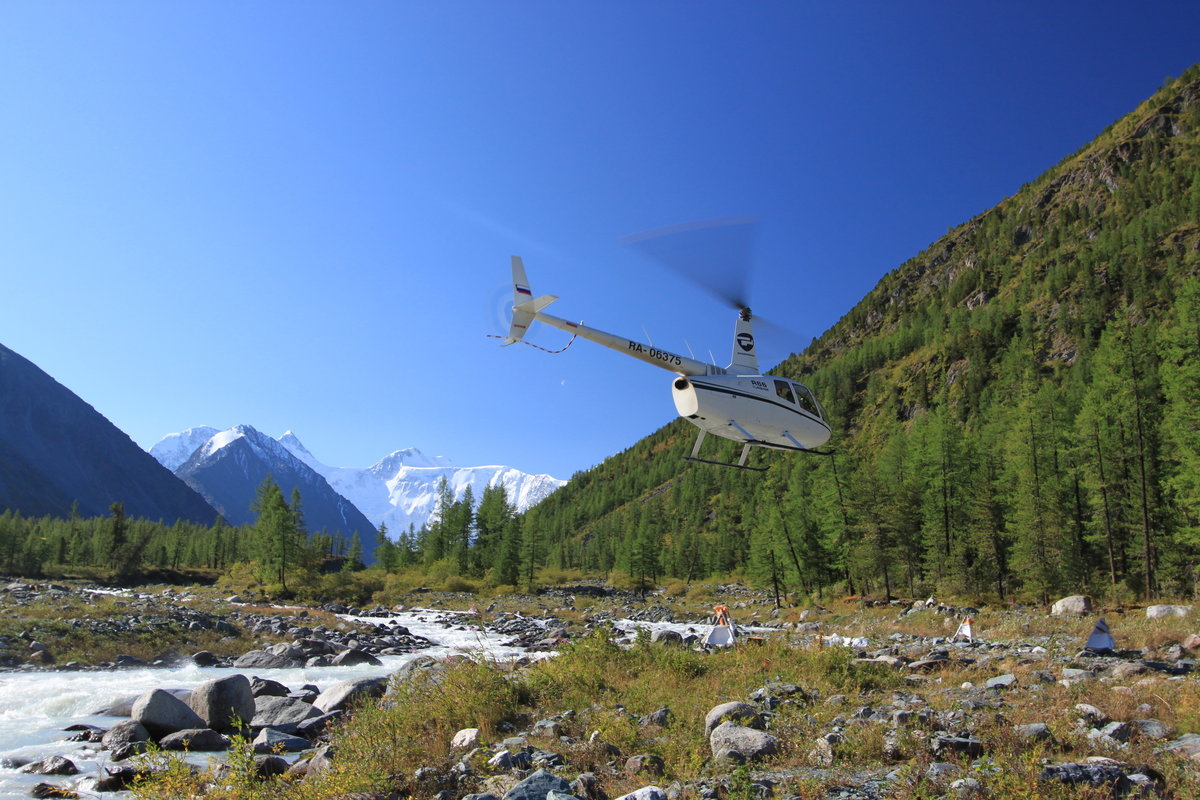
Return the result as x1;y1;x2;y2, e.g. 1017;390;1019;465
0;343;219;526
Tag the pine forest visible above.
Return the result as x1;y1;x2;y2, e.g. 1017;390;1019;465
2;67;1200;606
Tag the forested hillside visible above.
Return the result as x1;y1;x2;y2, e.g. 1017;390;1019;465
522;66;1200;604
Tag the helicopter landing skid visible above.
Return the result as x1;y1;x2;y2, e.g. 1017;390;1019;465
684;431;769;471
683;454;768;472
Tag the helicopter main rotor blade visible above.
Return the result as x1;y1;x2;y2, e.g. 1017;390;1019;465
620;216;758;311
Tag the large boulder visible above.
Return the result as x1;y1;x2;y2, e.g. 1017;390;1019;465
704;702;763;737
101;720;150;750
188;674;255;733
709;721;779;762
1050;596;1092;615
233;644;306;669
251;695;323;732
313;677;388;714
1146;604;1191;619
131;689;206;738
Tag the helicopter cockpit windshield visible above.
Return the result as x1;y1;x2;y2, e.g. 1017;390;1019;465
794;382;824;420
772;378;824;421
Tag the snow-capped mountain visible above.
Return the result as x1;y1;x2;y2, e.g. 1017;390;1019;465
150;427;566;539
275;432;566;534
161;424;378;562
150;426;220;471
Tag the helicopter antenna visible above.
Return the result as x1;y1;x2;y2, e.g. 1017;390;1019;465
684;340;696;360
642;325;654;346
708;349;717;366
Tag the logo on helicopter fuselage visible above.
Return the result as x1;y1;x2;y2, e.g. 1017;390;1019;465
737;332;754;352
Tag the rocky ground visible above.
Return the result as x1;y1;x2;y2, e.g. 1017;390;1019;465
2;580;1199;798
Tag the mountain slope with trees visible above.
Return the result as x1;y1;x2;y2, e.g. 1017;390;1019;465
520;66;1200;603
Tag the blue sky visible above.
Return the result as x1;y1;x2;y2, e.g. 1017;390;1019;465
2;2;1198;481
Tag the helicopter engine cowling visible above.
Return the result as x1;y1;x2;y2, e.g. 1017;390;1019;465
671;374;831;451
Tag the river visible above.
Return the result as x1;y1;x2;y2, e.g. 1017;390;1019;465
0;608;536;799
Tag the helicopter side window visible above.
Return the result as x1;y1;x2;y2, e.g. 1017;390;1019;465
773;379;796;405
795;384;822;419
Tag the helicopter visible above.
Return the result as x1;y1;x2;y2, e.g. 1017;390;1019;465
501;255;832;470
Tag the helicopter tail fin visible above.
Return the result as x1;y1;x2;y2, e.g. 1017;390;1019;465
503;256;558;345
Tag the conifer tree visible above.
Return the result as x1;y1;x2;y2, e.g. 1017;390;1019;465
252;475;300;594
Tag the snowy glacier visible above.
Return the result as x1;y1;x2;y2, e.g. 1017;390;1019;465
149;428;565;537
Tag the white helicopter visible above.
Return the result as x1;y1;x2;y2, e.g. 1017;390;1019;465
501;256;832;470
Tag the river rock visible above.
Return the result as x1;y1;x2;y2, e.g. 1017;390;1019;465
95;764;155;792
252;695;322;732
101;720;150;749
253;754;289;777
330;647;382;667
302;743;337;775
709;721;778;761
297;710;342;737
502;768;573;800
650;629;683;646
1146;605;1191;619
131;688;206;737
250;677;290;697
158;728;229;751
188;674;255;732
233;643;306;669
1050;596;1092;615
704;701;763;736
19;756;78;775
253;727;310;753
191;650;219;667
313;676;388;713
